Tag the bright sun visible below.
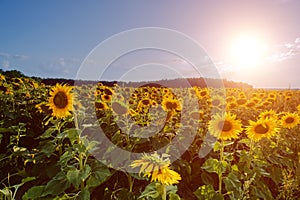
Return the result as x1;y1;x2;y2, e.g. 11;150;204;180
230;35;266;68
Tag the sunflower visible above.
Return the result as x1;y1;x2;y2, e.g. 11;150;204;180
95;101;109;110
130;152;181;185
48;83;73;118
161;98;181;112
296;104;300;112
227;102;238;110
195;88;209;99
226;95;236;103
238;91;246;98
259;109;277;120
280;112;300;129
209;95;226;108
0;74;5;81
208;112;243;140
246;118;280;142
101;94;112;102
236;98;247;106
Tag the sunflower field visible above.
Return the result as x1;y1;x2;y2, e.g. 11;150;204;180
0;72;300;200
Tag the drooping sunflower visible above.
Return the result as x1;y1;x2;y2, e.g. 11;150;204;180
130;152;181;185
48;83;73;118
280;112;300;129
208;112;243;140
246;118;280;142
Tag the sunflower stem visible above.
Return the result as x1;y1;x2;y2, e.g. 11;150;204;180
162;184;167;200
56;120;63;156
218;139;225;195
128;173;134;193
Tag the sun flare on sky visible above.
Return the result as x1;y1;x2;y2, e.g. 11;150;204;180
230;35;267;69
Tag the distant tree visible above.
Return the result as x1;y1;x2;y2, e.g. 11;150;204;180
3;70;25;79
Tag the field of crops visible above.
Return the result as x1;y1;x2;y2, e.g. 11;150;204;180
0;73;299;199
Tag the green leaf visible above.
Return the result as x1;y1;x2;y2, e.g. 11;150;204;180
166;185;178;195
251;181;273;199
79;186;90;200
58;151;73;167
138;182;160;199
66;169;81;189
86;167;111;188
0;127;15;133
40;127;56;139
213;141;222;152
79;165;91;183
41;142;56;157
87;161;111;188
22;185;45;200
86;140;99;153
21;177;36;184
231;164;239;172
223;172;242;199
65;128;80;144
201;171;215;185
168;193;181;200
43;172;70;196
201;158;227;176
194;185;223;200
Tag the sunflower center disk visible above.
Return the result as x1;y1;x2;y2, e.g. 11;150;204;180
219;120;232;132
285;117;294;124
54;92;68;109
254;124;269;134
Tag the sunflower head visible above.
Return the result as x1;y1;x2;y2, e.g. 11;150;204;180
246;118;280;142
48;83;73;118
95;100;109;110
297;104;300;112
259;109;277;120
130;152;181;185
208;112;243;140
161;98;181;112
280;112;300;129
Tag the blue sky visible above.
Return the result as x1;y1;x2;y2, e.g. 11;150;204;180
1;0;300;88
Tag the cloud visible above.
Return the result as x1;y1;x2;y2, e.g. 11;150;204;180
12;54;28;60
0;51;29;60
38;57;80;77
267;37;300;62
0;52;10;59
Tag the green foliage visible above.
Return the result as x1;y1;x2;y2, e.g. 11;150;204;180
0;73;299;199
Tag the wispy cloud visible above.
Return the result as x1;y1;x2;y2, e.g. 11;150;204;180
0;52;29;60
267;37;300;62
0;51;29;69
0;52;10;59
38;57;80;77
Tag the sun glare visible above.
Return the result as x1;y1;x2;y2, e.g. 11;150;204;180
230;35;266;68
